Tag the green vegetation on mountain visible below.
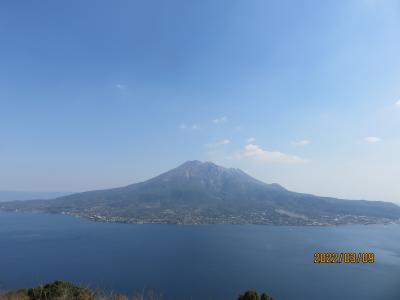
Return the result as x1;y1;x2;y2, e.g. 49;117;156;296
1;161;399;226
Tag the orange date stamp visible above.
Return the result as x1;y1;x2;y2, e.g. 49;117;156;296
314;252;375;264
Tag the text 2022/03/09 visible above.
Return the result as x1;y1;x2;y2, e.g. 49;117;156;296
314;252;375;264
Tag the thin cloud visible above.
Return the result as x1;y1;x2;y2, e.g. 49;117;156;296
115;84;126;90
396;100;400;107
364;136;381;144
291;139;310;146
247;137;256;143
213;116;228;124
179;123;199;130
233;144;306;164
206;139;231;148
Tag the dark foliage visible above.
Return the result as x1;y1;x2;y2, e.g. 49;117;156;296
1;282;274;300
238;290;274;300
1;281;94;300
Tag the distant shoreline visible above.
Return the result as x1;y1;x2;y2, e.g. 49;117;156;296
1;210;398;227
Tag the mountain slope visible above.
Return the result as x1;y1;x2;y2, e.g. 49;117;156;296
1;161;399;225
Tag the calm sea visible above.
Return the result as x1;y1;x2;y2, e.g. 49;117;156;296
0;212;399;299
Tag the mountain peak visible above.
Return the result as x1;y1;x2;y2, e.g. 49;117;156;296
179;160;218;168
153;160;276;190
175;160;227;173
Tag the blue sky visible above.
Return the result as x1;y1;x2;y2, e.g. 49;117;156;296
1;0;400;202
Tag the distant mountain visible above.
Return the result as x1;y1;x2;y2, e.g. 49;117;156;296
1;161;399;225
0;191;71;202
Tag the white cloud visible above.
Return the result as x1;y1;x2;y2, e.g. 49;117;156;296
233;144;306;164
291;139;310;146
216;139;230;146
364;136;381;144
206;139;231;148
116;84;126;90
179;123;199;130
247;137;256;143
227;153;244;160
213;116;228;124
395;100;400;107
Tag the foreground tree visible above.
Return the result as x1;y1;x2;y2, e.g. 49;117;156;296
238;290;274;300
1;281;274;300
260;292;274;300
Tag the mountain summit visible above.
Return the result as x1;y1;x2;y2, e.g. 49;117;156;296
1;161;399;225
144;160;285;194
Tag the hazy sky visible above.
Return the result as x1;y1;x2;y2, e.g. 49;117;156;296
1;0;400;203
